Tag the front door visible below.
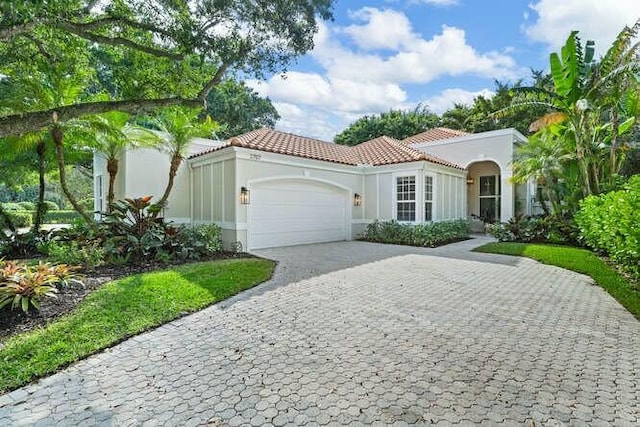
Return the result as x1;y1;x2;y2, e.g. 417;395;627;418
479;175;500;222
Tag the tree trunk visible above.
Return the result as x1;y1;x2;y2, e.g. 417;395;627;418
51;124;93;224
106;157;118;213
31;139;47;232
153;154;183;218
610;107;620;181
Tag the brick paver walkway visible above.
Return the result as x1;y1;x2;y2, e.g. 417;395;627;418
0;237;638;425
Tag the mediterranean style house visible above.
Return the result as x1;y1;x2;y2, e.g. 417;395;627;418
93;127;533;250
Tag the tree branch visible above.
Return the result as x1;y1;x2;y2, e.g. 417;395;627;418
198;62;230;101
59;22;184;60
0;97;202;137
72;16;174;38
20;34;53;61
0;21;39;40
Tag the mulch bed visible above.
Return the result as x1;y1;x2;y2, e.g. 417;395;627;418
0;252;253;342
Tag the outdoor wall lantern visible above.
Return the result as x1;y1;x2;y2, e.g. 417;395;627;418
353;193;362;206
240;187;250;204
466;177;474;185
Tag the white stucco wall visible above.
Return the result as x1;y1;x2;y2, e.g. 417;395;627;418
412;129;528;222
92;147;191;223
188;147;466;250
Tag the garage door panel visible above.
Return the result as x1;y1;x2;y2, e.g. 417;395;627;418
248;180;348;250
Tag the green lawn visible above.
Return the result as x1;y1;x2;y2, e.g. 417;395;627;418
0;258;275;393
474;242;640;320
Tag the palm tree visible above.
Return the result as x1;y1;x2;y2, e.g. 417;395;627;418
87;112;161;212
2;64;98;223
145;107;218;214
498;21;640;200
0;132;51;231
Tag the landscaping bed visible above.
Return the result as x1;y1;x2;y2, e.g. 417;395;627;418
361;219;471;248
0;252;253;341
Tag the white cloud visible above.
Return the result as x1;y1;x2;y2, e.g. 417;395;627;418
424;88;494;114
524;0;639;51
248;72;407;114
249;7;519;140
271;103;346;141
316;20;519;84
343;8;417;50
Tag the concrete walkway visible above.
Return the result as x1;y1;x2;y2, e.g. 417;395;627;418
0;236;638;425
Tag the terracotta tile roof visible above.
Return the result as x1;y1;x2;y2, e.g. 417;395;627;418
401;127;469;145
189;128;463;169
351;136;461;168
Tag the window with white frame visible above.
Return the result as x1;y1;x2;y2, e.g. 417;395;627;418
424;175;434;221
396;176;416;221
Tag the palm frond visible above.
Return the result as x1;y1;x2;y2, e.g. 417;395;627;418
529;112;569;132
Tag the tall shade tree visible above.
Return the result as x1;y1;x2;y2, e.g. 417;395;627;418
145;108;218;211
335;105;441;146
0;0;335;138
206;80;280;139
498;21;640;207
88;111;162;212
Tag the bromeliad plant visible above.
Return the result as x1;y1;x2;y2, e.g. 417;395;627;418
0;260;82;313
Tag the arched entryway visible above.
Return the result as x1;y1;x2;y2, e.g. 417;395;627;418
466;161;501;223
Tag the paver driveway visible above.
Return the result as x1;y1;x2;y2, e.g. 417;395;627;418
1;237;639;426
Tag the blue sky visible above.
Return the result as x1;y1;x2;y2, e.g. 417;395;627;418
247;0;639;141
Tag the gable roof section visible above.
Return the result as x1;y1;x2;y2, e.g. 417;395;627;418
351;136;461;168
190;128;463;169
401;127;469;145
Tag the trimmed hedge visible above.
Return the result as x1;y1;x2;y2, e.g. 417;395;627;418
575;175;640;279
42;210;81;224
0;210;32;228
1;203;23;211
363;219;470;247
43;201;59;211
17;201;35;210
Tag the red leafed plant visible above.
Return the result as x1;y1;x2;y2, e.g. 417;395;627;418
0;260;82;313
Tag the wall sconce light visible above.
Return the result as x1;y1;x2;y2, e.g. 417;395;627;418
239;186;250;204
353;193;362;206
466;177;474;185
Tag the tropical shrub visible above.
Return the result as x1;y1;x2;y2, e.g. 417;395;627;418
576;176;640;278
101;196;165;260
363;219;470;247
0;231;49;258
1;211;32;228
44;241;105;269
17;201;35;211
487;214;580;245
78;198;95;211
0;260;81;312
167;224;223;260
486;215;548;243
52;197;224;265
43;201;59;211
1;203;24;212
42;210;81;224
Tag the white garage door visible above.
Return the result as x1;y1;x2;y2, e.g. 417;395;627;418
248;180;348;250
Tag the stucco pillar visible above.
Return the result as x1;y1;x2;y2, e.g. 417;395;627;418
500;168;514;222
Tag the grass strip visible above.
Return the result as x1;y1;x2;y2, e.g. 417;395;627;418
0;258;275;393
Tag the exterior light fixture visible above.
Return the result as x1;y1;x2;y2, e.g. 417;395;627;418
239;187;250;204
466;177;474;185
354;193;362;206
